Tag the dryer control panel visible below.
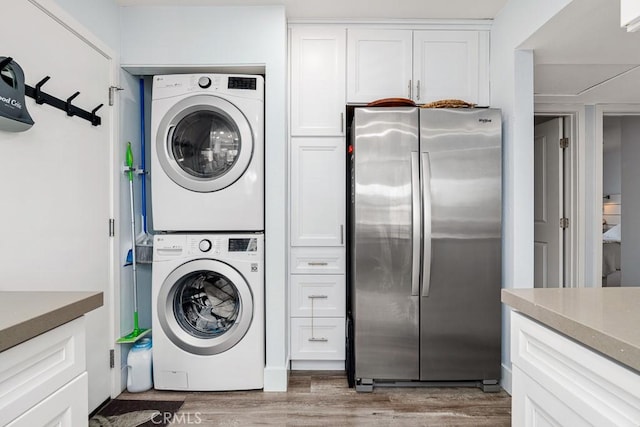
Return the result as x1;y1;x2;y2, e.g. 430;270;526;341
152;74;264;101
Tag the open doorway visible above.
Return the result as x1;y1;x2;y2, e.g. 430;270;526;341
533;113;577;288
600;114;640;287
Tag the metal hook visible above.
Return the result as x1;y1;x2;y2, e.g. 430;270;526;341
65;91;80;116
34;76;51;104
91;103;104;126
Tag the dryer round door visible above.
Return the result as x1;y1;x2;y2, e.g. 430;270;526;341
157;259;254;355
156;94;254;192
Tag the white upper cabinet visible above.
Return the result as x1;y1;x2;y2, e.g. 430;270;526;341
346;28;489;105
290;26;346;136
413;30;486;104
347;29;413;103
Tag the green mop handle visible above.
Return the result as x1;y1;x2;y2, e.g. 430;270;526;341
126;142;134;181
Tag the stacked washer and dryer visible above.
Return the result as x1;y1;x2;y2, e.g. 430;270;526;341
150;74;265;391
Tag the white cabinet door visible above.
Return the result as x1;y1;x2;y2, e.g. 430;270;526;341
347;29;413;103
290;26;346;136
413;30;484;104
291;137;345;246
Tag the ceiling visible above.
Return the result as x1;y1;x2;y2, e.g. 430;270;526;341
523;0;640;104
116;0;640;104
115;0;509;19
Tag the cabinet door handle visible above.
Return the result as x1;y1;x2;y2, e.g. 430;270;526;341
408;80;412;99
340;224;344;245
416;80;421;101
308;337;328;342
308;295;328;299
340;112;344;133
308;262;328;266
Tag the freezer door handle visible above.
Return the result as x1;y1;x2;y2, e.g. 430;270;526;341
411;151;421;297
421;152;432;297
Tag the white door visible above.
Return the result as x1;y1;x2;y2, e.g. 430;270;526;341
346;29;413;103
534;118;564;288
290;26;346;136
290;137;345;246
1;1;114;411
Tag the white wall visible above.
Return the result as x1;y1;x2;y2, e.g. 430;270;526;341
120;5;289;391
620;116;640;286
53;0;120;51
490;0;573;393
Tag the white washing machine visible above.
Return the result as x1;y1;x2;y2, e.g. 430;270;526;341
151;233;264;391
151;74;264;232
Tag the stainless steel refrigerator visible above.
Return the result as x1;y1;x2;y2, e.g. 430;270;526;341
348;107;502;392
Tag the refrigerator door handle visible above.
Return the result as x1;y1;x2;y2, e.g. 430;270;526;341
411;151;421;297
421;152;432;297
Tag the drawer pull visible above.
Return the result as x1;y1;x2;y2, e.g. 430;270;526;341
307;262;328;266
308;295;328;299
308;337;328;342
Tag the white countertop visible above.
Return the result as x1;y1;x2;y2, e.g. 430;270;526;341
502;288;640;373
0;291;103;352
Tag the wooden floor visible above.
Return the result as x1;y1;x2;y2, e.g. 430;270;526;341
117;371;512;426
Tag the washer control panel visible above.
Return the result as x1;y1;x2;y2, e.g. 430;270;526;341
154;234;263;261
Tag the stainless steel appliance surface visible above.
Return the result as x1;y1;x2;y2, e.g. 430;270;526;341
349;107;502;392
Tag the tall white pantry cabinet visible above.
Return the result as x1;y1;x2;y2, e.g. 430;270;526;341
289;25;347;369
287;22;491;369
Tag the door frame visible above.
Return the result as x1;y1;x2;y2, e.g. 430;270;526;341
594;104;640;285
534;104;585;287
30;0;120;397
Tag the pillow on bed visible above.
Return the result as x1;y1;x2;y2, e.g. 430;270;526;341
603;223;621;242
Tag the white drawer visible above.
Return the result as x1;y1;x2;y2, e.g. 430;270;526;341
0;317;86;426
290;247;345;274
290;274;345;317
7;372;88;427
291;317;345;360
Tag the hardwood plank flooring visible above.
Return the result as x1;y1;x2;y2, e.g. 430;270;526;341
117;371;511;426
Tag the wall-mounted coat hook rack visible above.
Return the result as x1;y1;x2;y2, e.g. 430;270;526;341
23;73;103;126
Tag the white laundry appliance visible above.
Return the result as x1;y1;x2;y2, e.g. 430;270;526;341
151;233;264;391
151;74;264;232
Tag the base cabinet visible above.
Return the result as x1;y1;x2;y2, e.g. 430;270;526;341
0;317;88;426
510;311;640;426
289;249;346;369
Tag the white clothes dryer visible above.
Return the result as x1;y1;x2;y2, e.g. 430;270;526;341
151;74;264;232
151;233;264;391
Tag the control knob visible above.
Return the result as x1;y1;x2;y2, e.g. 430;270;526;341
198;76;211;89
199;239;212;252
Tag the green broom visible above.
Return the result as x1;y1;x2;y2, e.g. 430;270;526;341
117;142;150;344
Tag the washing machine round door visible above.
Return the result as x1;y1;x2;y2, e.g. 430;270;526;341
155;95;254;192
157;259;254;355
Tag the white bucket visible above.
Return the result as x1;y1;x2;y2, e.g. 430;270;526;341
127;337;153;392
